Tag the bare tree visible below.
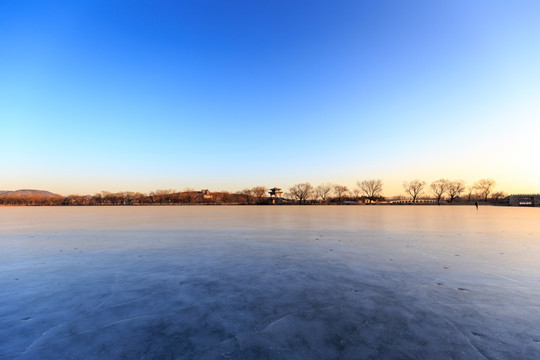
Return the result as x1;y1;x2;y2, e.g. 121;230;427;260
357;179;383;203
474;179;496;202
122;191;136;205
466;186;475;202
490;191;506;201
101;191;113;205
446;180;466;203
315;183;333;203
430;179;449;205
133;192;147;205
183;187;200;204
220;191;233;204
92;193;103;205
403;180;426;203
251;186;267;204
351;188;361;200
152;189;175;204
289;183;314;204
282;192;294;202
240;188;254;204
333;184;349;204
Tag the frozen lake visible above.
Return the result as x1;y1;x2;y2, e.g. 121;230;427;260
1;206;540;359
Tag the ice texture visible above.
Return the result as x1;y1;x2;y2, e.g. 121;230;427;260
1;206;540;359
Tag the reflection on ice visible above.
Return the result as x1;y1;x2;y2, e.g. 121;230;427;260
1;206;539;359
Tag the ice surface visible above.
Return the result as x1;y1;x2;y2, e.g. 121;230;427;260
1;206;540;359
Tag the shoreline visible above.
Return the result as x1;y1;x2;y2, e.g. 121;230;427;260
0;203;515;207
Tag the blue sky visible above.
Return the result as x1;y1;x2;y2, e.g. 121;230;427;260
1;1;539;195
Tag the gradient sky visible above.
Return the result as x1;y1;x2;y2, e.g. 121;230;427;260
1;1;539;196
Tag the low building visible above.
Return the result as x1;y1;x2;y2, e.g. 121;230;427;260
390;198;437;205
201;189;212;199
508;194;540;207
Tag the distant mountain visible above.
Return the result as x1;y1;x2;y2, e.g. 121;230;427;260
0;189;60;197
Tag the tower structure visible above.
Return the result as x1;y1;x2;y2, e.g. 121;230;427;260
268;187;283;204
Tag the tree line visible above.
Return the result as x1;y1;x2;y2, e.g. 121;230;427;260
402;178;502;205
0;188;272;206
0;178;507;206
285;178;502;205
